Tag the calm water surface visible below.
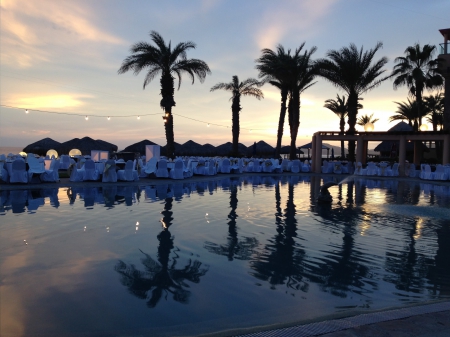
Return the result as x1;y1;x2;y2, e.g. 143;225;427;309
1;175;450;337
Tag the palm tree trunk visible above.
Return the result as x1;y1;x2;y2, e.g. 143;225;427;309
340;117;345;159
288;91;300;160
275;89;288;158
444;77;450;131
160;73;176;158
231;96;241;157
346;92;358;162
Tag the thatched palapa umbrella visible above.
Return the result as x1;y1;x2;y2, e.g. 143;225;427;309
216;142;247;156
247;140;274;157
121;139;160;156
23;137;61;156
57;137;118;155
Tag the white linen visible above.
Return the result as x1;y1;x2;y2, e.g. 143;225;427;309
40;159;60;182
155;159;169;178
10;159;28;183
102;160;117;182
169;160;184;179
117;160;139;181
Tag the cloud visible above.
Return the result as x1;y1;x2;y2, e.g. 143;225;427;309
0;0;124;68
6;94;89;109
254;0;339;50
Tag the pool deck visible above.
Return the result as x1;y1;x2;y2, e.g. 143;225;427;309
228;301;450;337
2;173;450;337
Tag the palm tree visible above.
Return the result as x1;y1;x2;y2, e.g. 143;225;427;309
255;45;293;158
392;43;444;131
390;99;419;127
288;44;318;159
317;43;389;161
357;113;379;128
118;31;211;158
424;93;444;131
324;95;348;158
210;76;264;156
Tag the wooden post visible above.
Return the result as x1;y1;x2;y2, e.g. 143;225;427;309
399;136;406;176
443;134;450;164
356;136;364;164
311;134;316;172
315;134;323;173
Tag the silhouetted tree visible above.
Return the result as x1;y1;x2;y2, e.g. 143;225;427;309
390;99;419;128
118;31;211;158
324;95;349;158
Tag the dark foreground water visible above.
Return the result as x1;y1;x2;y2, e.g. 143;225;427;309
1;175;450;337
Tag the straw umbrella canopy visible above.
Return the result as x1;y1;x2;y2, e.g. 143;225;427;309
122;139;159;156
247;140;274;157
216;142;247;156
202;143;217;156
161;142;182;156
280;145;303;155
298;142;329;158
178;140;204;156
373;121;427;155
23;137;61;156
57;137;118;155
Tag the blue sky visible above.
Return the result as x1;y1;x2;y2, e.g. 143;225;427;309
1;0;448;150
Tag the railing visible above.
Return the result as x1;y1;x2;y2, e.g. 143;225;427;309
439;42;449;55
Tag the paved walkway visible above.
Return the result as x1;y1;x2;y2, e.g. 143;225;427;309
230;302;450;337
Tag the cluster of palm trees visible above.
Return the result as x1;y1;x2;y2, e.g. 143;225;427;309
119;31;446;161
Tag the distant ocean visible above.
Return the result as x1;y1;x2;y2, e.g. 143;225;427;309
0;146;24;155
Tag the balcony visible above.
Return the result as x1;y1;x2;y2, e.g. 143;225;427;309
439;42;449;55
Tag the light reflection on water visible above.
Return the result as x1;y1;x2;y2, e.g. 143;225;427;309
1;175;450;337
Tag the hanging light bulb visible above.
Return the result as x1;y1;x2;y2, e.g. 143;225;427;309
249;129;252;133
137;115;140;120
25;109;29;114
85;116;88;120
165;112;169;117
207;123;210;127
107;116;110;120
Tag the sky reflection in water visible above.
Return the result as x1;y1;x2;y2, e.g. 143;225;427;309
1;175;450;337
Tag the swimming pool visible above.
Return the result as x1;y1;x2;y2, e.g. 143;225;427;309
1;175;450;336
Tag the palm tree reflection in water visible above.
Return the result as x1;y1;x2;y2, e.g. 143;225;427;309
115;196;208;308
204;183;258;261
250;181;308;293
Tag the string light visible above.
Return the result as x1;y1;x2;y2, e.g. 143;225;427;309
2;104;265;131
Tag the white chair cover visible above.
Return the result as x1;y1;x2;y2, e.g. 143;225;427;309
206;159;217;176
40;159;60;182
386;163;399;177
10;159;28;183
281;159;290;172
420;164;434;180
290;159;300;173
155;159;169;178
117;160;139;181
219;158;231;173
194;159;207;175
409;163;418;178
27;154;45;181
262;159;273;173
144;157;158;174
301;160;310;173
102;159;117;182
252;159;262;173
377;162;389;176
169;160;184;179
83;159;100;181
59;155;71;170
366;162;378;176
434;165;449;180
0;159;9;182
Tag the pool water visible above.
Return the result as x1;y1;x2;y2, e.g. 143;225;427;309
1;175;450;337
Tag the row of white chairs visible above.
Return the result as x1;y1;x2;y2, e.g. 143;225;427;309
1;155;61;183
354;162;399;177
418;164;450;181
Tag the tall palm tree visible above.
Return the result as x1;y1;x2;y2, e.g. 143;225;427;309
357;113;379;128
317;43;389;161
210;76;264;156
392;43;443;131
118;31;211;158
255;45;294;158
390;98;419;127
288;44;318;159
424;93;444;131
324;95;348;158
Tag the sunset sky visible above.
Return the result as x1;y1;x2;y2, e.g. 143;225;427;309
1;0;448;151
